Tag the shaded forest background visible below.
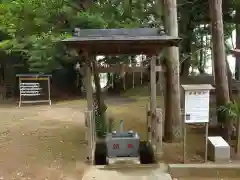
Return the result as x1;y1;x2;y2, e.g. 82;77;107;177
0;0;239;100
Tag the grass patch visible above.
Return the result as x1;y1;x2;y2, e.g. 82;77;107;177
122;85;150;97
107;97;150;140
108;86;163;140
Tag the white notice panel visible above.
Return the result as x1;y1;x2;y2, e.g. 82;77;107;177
184;90;210;123
20;83;42;96
17;74;51;107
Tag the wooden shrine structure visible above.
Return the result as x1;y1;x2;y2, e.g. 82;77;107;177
63;28;181;163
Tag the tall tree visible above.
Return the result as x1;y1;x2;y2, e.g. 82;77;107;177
209;0;230;141
0;0;107;73
163;0;182;142
235;3;240;80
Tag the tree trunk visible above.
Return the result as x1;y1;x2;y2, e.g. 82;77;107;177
209;0;230;142
198;26;206;74
163;0;182;142
235;7;240;80
226;58;233;101
236;5;240;156
81;0;107;121
91;59;107;115
83;57;93;111
179;11;193;77
79;0;93;10
180;40;191;77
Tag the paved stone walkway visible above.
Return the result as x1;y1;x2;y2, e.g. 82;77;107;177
82;167;172;180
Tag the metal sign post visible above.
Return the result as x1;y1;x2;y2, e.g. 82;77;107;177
17;74;52;107
182;84;214;163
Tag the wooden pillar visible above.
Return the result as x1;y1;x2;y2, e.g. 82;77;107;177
83;51;94;163
84;55;93;111
150;56;157;112
120;64;126;90
155;108;163;158
146;103;151;142
150;55;157;146
158;58;165;135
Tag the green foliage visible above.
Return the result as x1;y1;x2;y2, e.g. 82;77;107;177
218;101;240;119
26;33;70;73
108;117;116;133
70;12;107;29
95;115;117;138
90;0;158;28
95;116;116;137
0;0;107;73
0;0;237;74
95;115;107;138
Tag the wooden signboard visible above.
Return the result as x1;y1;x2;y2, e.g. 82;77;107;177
16;74;51;107
184;90;210;124
182;84;214;163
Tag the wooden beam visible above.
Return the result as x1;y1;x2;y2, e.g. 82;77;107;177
96;66;165;73
84;53;93;111
150;57;157;112
150;56;157;145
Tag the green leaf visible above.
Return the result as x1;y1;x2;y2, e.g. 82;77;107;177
218;101;240;119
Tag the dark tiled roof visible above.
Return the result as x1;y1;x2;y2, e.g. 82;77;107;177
72;28;166;37
62;28;181;55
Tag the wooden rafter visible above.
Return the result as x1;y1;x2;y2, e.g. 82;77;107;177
96;65;165;73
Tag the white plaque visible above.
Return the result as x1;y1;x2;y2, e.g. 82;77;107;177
184;90;210;123
20;82;42;96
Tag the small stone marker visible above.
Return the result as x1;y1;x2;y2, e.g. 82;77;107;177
208;136;230;162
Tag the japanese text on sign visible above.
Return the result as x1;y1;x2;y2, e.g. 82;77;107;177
184;90;210;123
128;144;133;148
112;144;134;149
20;83;42;96
112;144;119;149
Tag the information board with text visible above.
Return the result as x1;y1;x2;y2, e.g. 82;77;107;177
184;90;210;123
17;74;51;106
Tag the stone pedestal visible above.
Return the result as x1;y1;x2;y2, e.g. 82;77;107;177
208;136;230;162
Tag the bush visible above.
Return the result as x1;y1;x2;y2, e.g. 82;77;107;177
95;115;116;138
108;117;115;132
95;115;107;138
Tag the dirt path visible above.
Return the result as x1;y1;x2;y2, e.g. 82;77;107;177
0;96;233;180
0;96;138;180
178;178;239;180
0;104;88;179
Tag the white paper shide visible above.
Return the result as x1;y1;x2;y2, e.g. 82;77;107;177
184;90;210;123
20;82;42;96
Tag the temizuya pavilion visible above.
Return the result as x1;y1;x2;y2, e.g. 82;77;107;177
62;28;181;162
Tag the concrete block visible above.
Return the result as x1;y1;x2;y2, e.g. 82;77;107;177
207;136;230;162
168;164;240;178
